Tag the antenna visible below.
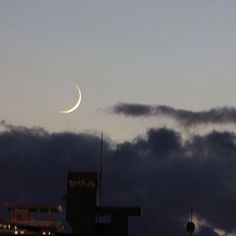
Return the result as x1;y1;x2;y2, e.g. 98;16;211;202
190;208;193;221
98;131;103;206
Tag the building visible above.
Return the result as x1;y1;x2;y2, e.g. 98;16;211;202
0;172;142;236
66;172;142;236
0;203;63;235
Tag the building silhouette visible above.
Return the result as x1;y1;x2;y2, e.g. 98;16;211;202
0;172;142;236
66;172;142;236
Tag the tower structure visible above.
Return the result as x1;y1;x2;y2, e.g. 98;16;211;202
66;172;98;236
66;172;141;236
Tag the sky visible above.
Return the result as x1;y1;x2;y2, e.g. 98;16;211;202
1;1;236;236
1;0;236;140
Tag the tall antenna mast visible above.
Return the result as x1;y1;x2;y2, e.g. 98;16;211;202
98;131;103;206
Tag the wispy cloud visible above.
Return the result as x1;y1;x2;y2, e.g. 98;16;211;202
111;103;236;127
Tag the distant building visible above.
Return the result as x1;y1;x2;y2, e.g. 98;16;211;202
0;172;142;236
0;203;63;235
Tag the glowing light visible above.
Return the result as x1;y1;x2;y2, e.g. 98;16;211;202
57;205;63;213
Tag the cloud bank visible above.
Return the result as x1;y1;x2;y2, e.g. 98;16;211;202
111;103;236;127
1;121;236;235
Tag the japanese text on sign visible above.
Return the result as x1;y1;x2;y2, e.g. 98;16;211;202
68;179;97;189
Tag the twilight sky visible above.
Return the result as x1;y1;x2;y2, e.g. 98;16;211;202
1;1;236;236
1;0;236;140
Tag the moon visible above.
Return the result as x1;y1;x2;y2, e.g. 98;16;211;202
60;85;82;114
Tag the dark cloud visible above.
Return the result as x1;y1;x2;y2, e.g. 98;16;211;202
111;103;236;126
196;226;219;236
0;122;236;235
112;103;154;117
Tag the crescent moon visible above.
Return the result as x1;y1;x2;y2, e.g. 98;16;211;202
60;86;82;114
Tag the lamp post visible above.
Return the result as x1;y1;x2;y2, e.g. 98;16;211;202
186;208;195;236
